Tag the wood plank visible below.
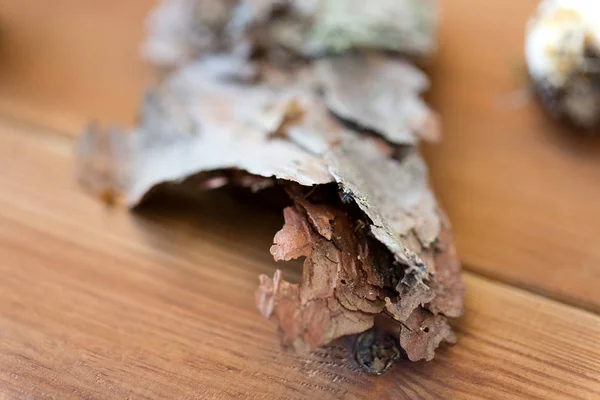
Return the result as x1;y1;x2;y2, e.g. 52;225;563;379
0;0;156;134
1;0;600;313
0;119;599;399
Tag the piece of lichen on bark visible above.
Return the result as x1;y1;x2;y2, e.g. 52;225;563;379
308;0;438;56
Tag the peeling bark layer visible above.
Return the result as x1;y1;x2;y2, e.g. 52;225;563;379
77;0;463;365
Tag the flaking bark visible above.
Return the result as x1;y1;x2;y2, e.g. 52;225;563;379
77;0;463;365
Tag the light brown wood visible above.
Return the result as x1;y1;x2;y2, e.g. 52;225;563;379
1;118;600;399
0;0;599;312
0;0;155;134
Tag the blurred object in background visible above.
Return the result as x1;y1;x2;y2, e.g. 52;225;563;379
525;0;600;129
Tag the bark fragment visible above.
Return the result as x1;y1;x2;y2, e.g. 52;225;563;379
260;195;385;351
254;178;463;355
308;0;439;57
77;65;465;360
77;0;464;368
143;0;439;69
75;123;131;205
400;307;457;362
317;54;440;145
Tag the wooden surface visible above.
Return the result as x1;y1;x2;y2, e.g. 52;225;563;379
1;119;600;399
0;0;155;133
1;0;600;312
2;0;600;398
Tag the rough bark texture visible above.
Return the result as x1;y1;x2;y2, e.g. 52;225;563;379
142;0;439;68
77;0;464;365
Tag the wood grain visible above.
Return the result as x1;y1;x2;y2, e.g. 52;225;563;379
1;0;600;312
0;119;600;399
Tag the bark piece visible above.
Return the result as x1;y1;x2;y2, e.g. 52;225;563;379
255;179;461;354
318;54;439;145
75;123;131;205
142;0;242;68
308;0;439;57
129;59;333;203
257;179;464;358
270;206;317;261
426;214;466;318
399;307;457;362
143;0;439;69
77;0;463;367
259;201;383;352
77;60;464;360
327;138;440;272
142;0;201;67
385;284;434;323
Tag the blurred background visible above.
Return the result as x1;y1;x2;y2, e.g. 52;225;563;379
0;0;599;312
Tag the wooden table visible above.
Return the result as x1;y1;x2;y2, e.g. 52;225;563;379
1;1;600;398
